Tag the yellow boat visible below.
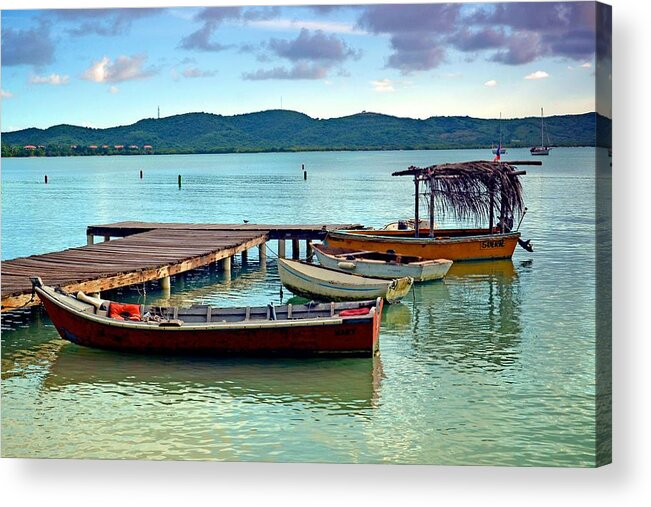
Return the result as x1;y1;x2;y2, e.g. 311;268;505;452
326;160;540;262
325;228;520;262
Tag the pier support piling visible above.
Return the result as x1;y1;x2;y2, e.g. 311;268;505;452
86;234;94;246
278;240;286;258
258;243;267;264
103;235;110;242
292;239;300;259
306;240;314;259
241;249;248;265
222;256;232;274
160;275;171;290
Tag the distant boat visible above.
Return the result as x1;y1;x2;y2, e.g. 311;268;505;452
492;112;508;155
530;107;552;156
277;258;413;303
313;243;452;282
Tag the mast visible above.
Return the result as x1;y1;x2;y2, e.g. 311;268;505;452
499;112;502;147
541;107;544;147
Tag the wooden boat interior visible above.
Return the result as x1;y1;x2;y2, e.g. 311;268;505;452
315;244;424;264
70;289;376;324
347;227;502;239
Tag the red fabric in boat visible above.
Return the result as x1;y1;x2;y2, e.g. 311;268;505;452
339;308;370;317
109;303;141;321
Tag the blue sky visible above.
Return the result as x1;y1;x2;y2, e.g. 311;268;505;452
1;2;612;131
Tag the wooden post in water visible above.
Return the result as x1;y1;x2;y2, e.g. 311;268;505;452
292;238;300;259
258;243;267;264
278;239;286;258
86;234;94;246
306;240;314;259
414;175;420;238
160;275;171;290
103;235;110;242
140;170;143;179
44;175;48;184
241;249;248;265
178;175;182;188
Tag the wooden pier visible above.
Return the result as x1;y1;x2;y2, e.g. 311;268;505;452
1;222;361;312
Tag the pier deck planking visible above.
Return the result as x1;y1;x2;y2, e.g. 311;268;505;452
86;221;362;240
2;223;360;311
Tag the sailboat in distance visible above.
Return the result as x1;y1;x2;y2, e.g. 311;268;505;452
530;107;552;155
492;112;508;155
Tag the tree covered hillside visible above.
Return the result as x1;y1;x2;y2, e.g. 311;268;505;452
1;110;611;157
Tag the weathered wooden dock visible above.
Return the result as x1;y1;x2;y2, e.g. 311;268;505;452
1;222;361;311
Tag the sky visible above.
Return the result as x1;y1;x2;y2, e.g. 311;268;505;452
0;1;612;132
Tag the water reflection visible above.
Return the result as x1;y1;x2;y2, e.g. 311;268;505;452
381;302;412;332
43;345;383;411
408;260;523;373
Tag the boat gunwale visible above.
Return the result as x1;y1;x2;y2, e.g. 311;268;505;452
327;229;521;245
312;243;452;268
278;258;412;288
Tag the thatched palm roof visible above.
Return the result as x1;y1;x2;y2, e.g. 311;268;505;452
393;160;538;224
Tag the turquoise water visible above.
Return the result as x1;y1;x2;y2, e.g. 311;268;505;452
1;148;607;465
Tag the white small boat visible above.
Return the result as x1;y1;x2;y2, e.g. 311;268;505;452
313;244;452;282
278;258;413;303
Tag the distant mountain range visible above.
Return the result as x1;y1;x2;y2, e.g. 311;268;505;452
1;110;611;157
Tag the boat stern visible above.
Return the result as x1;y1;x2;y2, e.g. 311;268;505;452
385;276;414;303
372;297;383;355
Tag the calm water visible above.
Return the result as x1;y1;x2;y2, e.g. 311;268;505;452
1;148;607;465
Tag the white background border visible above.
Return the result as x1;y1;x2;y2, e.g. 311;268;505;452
2;0;648;504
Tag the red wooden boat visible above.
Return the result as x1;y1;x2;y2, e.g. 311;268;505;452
32;278;383;357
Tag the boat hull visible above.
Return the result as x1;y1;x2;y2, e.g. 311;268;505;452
325;230;520;262
36;286;383;357
313;245;452;282
278;258;413;303
530;148;550;155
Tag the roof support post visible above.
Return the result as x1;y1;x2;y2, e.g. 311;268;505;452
428;176;435;238
414;176;420;238
489;180;495;232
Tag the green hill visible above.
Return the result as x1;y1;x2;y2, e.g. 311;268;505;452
1;110;611;157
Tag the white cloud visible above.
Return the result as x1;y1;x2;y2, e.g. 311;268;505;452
1;89;13;98
108;86;119;94
580;62;592;69
524;70;549;80
181;67;217;78
371;79;395;93
83;56;110;82
484;79;497;87
30;73;70;85
82;54;156;83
